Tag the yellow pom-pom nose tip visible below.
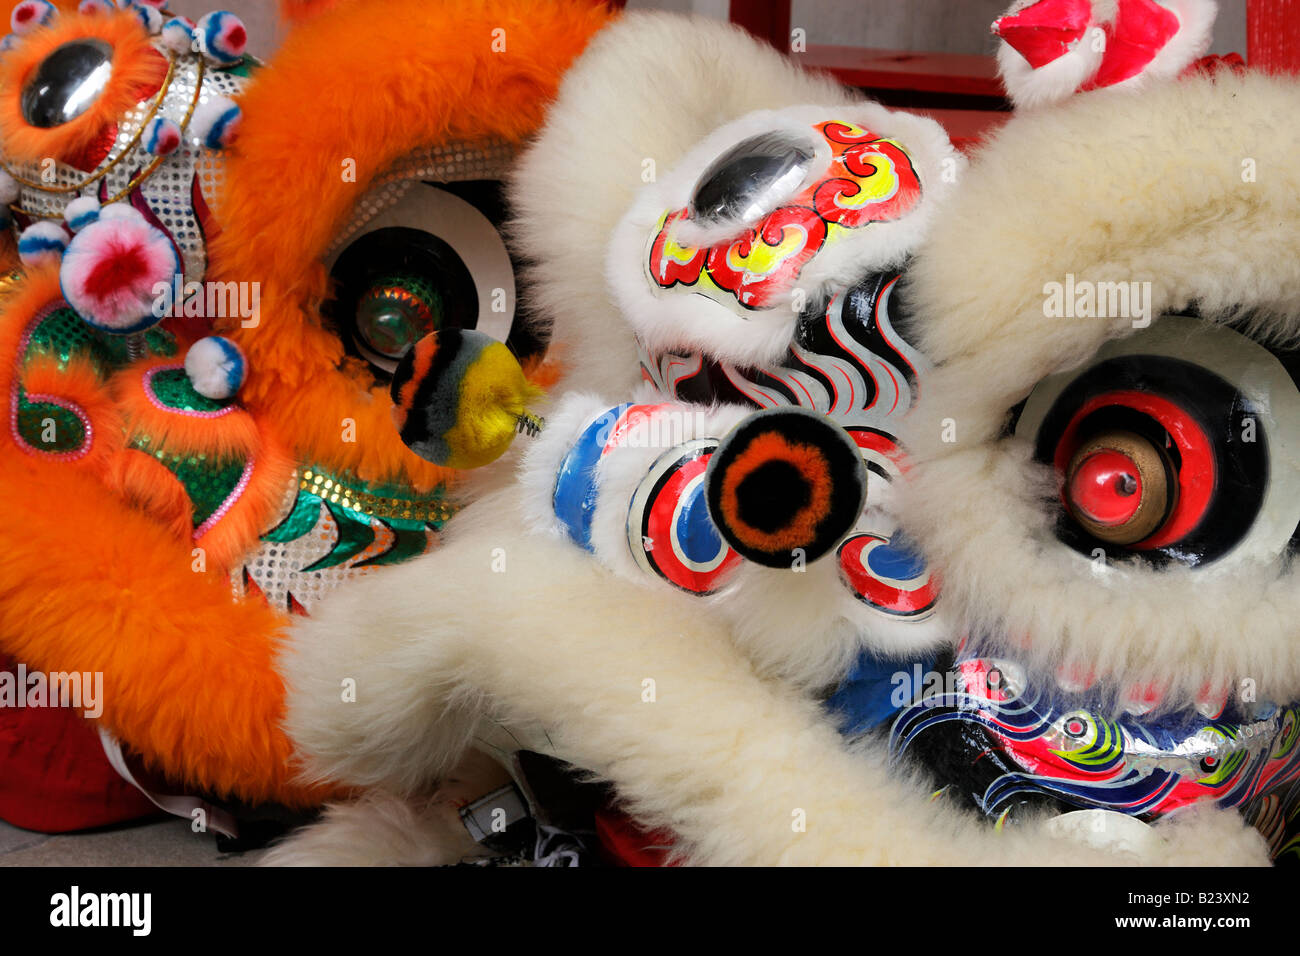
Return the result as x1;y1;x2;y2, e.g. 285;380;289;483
390;328;544;470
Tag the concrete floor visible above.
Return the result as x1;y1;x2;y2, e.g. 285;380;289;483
0;818;258;867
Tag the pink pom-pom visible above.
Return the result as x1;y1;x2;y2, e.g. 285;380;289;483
77;0;116;16
160;15;195;55
59;214;180;334
10;1;55;35
64;195;101;232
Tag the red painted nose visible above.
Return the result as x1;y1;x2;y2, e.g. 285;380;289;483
1067;450;1142;526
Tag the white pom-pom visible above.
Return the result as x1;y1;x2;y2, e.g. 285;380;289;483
185;335;246;400
10;1;55;36
195;11;247;67
64;196;101;232
127;2;163;35
97;202;142;222
77;0;116;16
160;16;195;55
142;116;182;156
190;95;242;149
18;220;68;268
0;169;18;206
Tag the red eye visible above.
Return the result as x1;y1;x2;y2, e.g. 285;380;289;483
1063;430;1173;546
1052;389;1213;551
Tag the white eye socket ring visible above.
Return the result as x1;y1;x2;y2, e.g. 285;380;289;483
1014;315;1300;569
325;183;516;346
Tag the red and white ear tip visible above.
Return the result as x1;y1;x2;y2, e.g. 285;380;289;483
1084;0;1218;91
994;0;1217;108
993;0;1108;108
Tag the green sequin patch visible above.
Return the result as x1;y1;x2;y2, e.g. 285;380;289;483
148;367;231;414
131;436;247;528
15;400;85;453
260;467;447;570
12;307;177;456
23;307;175;373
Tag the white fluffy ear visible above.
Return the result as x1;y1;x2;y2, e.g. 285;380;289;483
994;0;1217;109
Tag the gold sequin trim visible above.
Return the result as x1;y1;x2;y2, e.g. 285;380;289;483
300;469;455;523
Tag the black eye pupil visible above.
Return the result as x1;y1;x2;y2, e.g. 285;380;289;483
690;131;814;224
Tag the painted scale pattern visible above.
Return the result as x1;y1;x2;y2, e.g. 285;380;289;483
886;652;1300;841
233;468;453;616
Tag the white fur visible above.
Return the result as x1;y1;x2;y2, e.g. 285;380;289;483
995;0;1214;108
261;791;488;867
900;71;1300;709
276;483;1267;865
509;13;850;398
274;15;1280;867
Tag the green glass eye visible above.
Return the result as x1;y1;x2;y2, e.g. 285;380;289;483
354;274;442;359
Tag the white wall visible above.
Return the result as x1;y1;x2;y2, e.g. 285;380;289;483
168;0;285;57
628;0;1248;57
170;0;1250;63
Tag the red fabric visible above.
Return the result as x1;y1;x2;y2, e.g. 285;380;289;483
1085;0;1180;89
594;809;676;867
1186;52;1247;76
0;656;157;834
991;0;1093;69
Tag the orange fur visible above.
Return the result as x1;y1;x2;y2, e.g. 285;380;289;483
280;0;345;23
0;443;330;807
109;357;298;570
0;0;610;809
193;422;296;572
0;265;63;399
19;354;124;472
0;11;168;166
211;0;612;491
107;447;194;540
110;355;262;460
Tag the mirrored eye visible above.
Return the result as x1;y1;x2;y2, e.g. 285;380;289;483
327;226;477;377
689;131;815;225
21;39;114;129
324;180;530;379
354;275;443;360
